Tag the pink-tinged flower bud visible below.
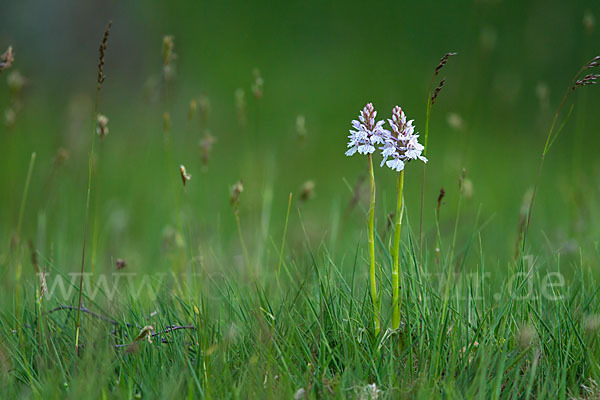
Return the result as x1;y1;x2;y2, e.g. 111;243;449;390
345;103;388;157
379;106;427;172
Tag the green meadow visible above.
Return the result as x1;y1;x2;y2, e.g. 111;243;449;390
1;1;600;398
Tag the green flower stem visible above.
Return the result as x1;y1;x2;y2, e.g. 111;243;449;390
391;169;404;330
367;154;380;336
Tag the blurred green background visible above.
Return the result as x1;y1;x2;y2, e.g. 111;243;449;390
1;0;599;284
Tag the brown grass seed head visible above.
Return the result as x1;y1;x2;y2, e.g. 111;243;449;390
180;165;191;187
96;114;109;139
230;180;244;207
431;78;446;105
434;52;457;78
97;21;112;90
0;46;14;72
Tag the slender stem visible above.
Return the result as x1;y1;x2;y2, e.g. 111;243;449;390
521;58;592;256
277;193;293;279
448;188;463;268
90;140;104;275
13;152;36;350
391;170;404;330
418;163;426;263
423;97;432;155
75;125;95;356
76;78;101;357
522;155;544;255
367;154;379;336
235;209;250;269
419;97;432;264
15;152;36;249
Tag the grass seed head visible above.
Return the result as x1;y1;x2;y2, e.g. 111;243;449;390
252;68;264;99
162;35;176;83
300;180;315;203
162;35;176;66
38;267;47;304
134;325;155;343
431;78;446;105
437;187;446;215
575;73;600;88
571;57;600;92
97;21;112;90
0;46;14;72
434;52;457;78
96;114;109;139
115;258;126;270
230;180;244;207
180;165;191;187
458;168;473;198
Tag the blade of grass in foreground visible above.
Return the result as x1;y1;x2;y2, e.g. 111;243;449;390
75;21;111;357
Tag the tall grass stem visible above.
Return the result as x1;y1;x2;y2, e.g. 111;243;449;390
277;193;293;279
391;170;404;330
75;20;111;357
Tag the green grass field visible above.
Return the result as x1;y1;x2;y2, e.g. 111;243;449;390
2;1;600;398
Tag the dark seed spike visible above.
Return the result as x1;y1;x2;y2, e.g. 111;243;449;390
434;52;457;78
436;187;446;216
97;21;112;90
431;78;446;105
584;55;600;69
575;73;600;89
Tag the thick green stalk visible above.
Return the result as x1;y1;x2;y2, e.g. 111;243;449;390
367;154;379;336
391;170;404;330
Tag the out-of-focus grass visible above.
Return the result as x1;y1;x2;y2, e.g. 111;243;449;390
1;0;600;397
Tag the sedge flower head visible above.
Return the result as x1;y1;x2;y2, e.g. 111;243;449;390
345;103;387;156
380;106;427;172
